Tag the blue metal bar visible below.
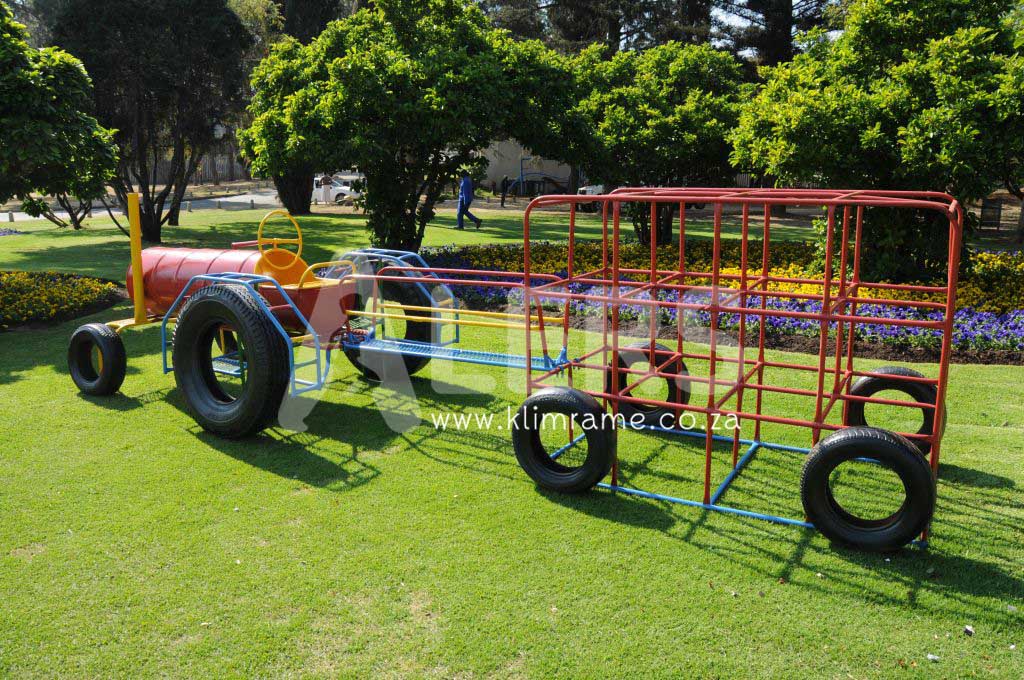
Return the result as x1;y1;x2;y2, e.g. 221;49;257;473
596;482;815;529
710;442;761;505
550;433;586;461
758;441;811;454
342;338;563;372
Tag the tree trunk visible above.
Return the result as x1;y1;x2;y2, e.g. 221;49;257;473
140;208;161;243
568;165;581;194
762;0;795;67
167;151;201;226
274;170;313;215
655;205;674;245
1017;198;1024;245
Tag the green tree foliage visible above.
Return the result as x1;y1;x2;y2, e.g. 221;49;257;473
731;0;1024;279
237;37;324;215
575;42;745;242
230;0;284;65
50;0;252;242
241;0;580;250
1000;5;1024;243
0;2;116;229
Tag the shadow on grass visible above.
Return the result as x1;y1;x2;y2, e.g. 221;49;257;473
939;462;1015;489
167;372;505;494
400;420;1023;625
76;384;170;411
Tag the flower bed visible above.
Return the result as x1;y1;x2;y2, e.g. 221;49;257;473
421;243;1024;354
0;271;122;328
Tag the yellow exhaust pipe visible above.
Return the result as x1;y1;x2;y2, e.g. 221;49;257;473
127;193;147;324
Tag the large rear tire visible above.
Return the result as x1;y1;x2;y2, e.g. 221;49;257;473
172;284;290;438
512;387;615;494
68;323;127;396
344;279;437;382
801;426;935;552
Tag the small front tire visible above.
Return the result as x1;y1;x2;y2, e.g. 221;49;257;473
844;366;944;453
68;323;127;396
512;387;615;494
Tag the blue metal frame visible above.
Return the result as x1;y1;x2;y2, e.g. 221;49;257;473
547;424;927;546
160;272;327;396
595;428;816;529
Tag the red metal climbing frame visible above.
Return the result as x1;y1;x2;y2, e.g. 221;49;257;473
519;188;962;538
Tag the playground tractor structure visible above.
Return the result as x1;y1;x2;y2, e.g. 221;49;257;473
68;189;962;553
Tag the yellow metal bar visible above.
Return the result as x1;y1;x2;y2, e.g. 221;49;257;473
379;302;540;321
106;315;161;333
298;259;355;287
127;193;147;324
348;309;537;331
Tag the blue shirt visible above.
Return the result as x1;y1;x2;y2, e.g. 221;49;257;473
459;176;473;202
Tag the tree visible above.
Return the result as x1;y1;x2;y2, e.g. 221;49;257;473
479;1;713;54
634;0;713;47
731;0;1024;279
237;37;326;215
274;0;344;42
1000;5;1024;243
230;0;284;66
241;0;580;250
50;0;252;243
0;2;116;229
717;0;832;66
574;42;745;243
479;0;546;40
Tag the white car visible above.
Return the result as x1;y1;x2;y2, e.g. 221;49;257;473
577;184;605;212
313;176;361;204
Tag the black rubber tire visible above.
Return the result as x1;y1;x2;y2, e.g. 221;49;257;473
68;322;127;396
344;279;436;382
801;426;936;552
845;366;944;453
172;284;290;438
512;387;615;494
606;342;691;428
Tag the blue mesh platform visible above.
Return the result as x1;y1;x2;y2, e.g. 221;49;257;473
212;356;244;377
351;338;559;372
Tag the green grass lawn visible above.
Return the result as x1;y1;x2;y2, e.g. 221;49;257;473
0;208;1022;677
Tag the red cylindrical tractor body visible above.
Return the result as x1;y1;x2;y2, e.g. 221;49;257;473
127;247;354;338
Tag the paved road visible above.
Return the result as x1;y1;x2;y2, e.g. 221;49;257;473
2;189;282;223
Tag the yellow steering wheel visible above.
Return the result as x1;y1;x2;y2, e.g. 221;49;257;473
256;209;303;271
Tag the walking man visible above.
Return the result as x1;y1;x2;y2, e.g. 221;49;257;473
456;170;482;230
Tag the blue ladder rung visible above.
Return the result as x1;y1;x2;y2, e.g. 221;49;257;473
349;338;557;372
